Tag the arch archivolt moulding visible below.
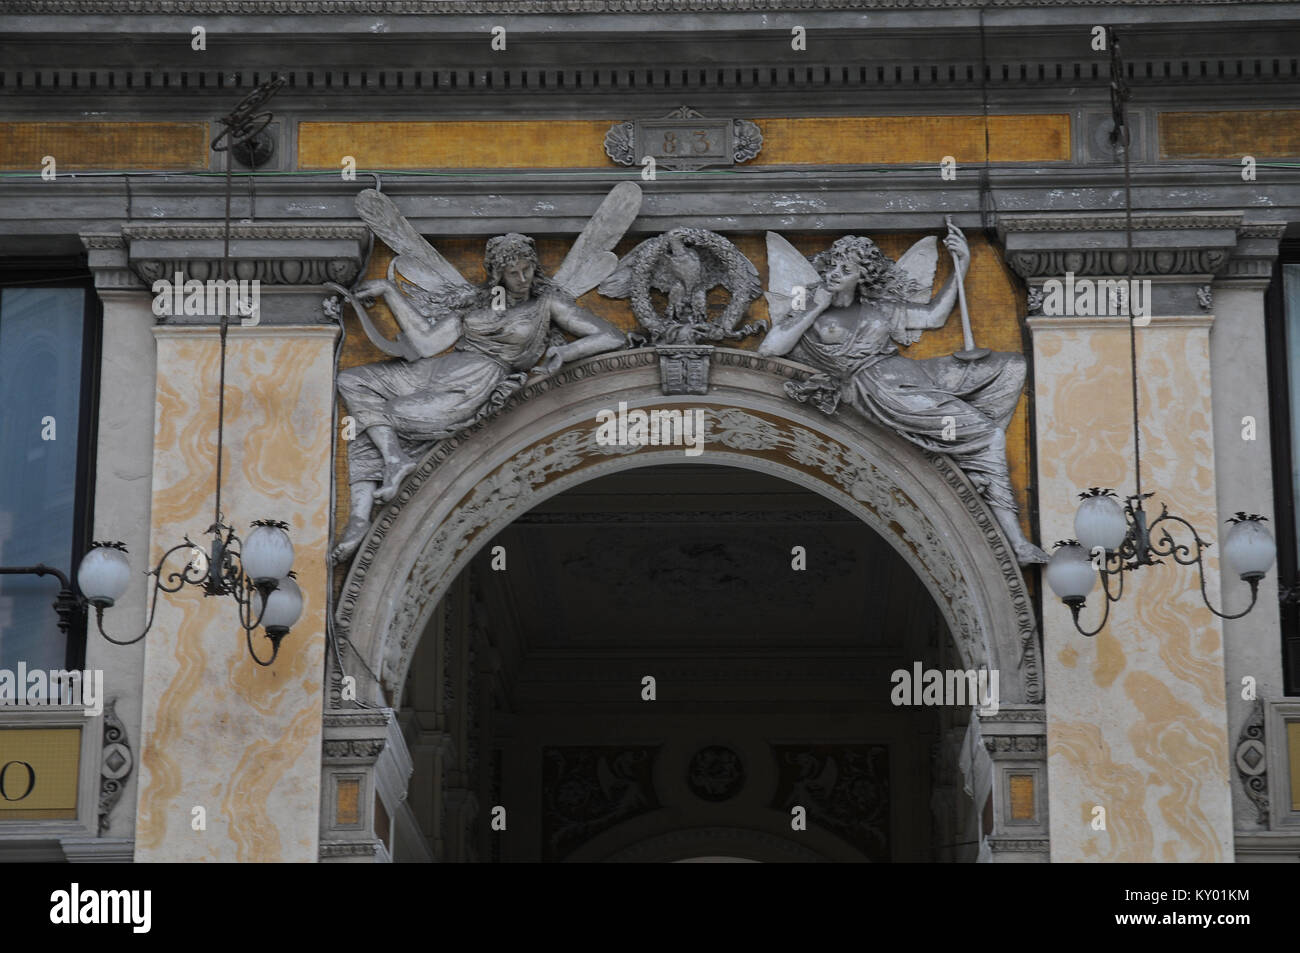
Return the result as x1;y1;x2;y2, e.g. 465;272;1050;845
332;347;1041;709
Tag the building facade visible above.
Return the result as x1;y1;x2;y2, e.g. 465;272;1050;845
1;0;1299;862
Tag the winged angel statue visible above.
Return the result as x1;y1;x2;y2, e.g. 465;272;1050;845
329;183;641;562
758;224;1048;565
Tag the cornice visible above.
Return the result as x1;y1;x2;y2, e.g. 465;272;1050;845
80;233;125;250
319;840;383;858
121;223;368;242
1239;223;1289;240
985;837;1050;852
998;211;1245;235
1026;313;1215;331
323;710;394;729
5;0;1281;12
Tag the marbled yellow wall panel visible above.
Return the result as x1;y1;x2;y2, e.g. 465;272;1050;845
0;122;209;171
333;229;1034;577
135;325;337;863
1032;318;1233;862
298;115;1069;169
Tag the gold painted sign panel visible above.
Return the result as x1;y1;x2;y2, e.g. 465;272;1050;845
1160;110;1300;159
1289;721;1300;812
1009;774;1035;820
0;122;209;171
0;727;80;820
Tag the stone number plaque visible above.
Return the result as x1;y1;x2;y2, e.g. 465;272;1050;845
638;118;733;170
605;106;763;171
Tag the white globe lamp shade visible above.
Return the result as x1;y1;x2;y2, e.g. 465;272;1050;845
77;544;132;607
1075;492;1128;554
242;522;294;585
253;575;303;633
1223;517;1276;580
1045;543;1097;603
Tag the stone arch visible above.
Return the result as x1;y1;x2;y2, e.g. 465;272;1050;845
332;347;1041;709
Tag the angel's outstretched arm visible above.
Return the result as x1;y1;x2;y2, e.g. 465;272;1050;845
758;287;831;357
359;278;461;358
545;296;625;363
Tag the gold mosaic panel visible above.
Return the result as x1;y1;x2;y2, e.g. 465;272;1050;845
0;122;209;171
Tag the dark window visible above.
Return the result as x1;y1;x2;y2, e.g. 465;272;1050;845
0;270;99;672
1266;245;1300;696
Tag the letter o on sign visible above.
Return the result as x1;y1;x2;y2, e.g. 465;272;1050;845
0;760;35;801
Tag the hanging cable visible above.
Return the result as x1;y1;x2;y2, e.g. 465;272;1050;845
978;6;998;237
1109;27;1143;507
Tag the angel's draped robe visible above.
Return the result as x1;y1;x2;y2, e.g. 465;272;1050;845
337;294;557;485
786;301;1025;514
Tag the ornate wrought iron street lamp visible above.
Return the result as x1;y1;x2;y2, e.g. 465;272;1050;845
1043;30;1276;635
75;76;301;666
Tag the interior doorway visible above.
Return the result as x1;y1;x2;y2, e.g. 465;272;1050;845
394;463;983;862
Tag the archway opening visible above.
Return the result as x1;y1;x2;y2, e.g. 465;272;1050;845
392;463;984;862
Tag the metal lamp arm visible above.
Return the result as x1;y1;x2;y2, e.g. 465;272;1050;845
1069;592;1113;637
1147;510;1261;620
1146;509;1209;567
235;571;275;633
1098;555;1126;603
92;541;196;646
245;627;280;667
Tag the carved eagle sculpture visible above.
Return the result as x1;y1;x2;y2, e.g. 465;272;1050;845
598;226;763;346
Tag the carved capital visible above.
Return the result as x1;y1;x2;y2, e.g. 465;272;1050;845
999;211;1242;280
120;222;370;316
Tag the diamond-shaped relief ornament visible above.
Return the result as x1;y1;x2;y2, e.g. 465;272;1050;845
102;742;132;780
1235;739;1266;776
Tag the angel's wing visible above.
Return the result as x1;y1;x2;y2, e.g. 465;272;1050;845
553;182;643;297
764;232;822;323
701;248;760;299
355;189;474;296
894;235;939;304
596;235;659;300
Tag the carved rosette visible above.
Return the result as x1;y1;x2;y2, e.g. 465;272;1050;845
732;120;763;163
603;121;635;165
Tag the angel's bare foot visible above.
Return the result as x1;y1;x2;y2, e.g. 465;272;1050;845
366;425;416;504
332;515;370;563
1013;539;1050;565
993;505;1049;566
374;454;416;504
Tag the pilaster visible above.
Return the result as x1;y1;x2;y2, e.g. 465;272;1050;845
320;709;412;863
82;231;152;845
973;706;1050;863
1009;210;1244;862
